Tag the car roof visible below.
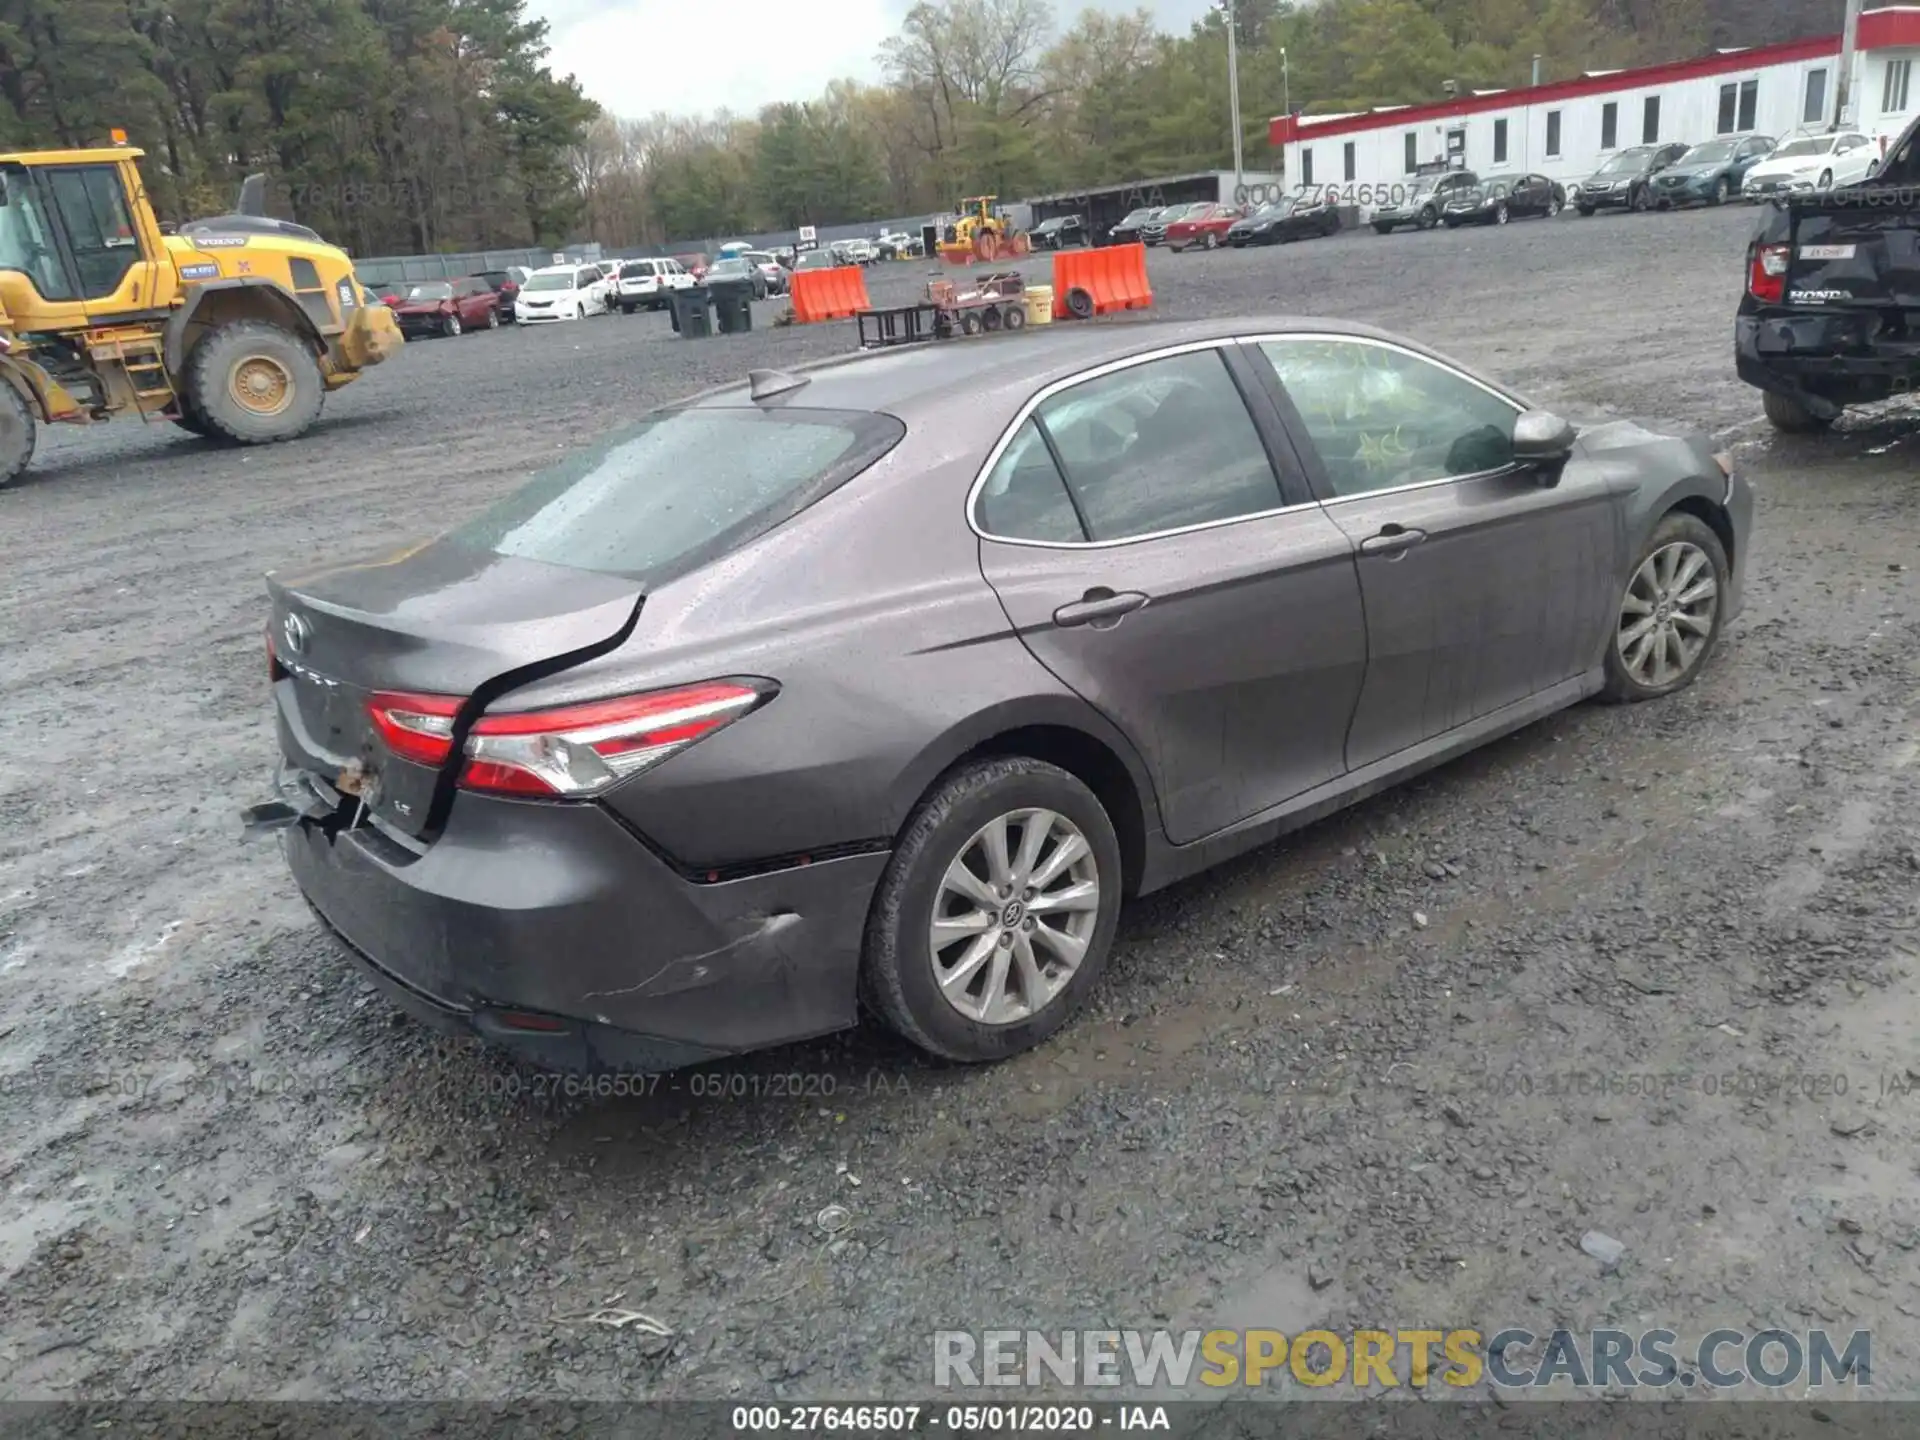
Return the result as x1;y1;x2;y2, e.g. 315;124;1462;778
685;316;1434;425
532;263;585;275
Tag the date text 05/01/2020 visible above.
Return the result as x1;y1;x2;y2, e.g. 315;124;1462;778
730;1404;1171;1431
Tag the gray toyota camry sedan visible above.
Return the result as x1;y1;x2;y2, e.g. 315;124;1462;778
251;317;1751;1073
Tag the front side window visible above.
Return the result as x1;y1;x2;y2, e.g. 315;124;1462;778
1257;339;1520;498
0;170;74;300
1016;349;1283;543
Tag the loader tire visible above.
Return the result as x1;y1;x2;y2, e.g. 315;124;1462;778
0;380;35;487
188;321;325;445
170;392;213;437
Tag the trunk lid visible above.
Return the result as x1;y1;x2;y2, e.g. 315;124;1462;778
1780;193;1920;314
266;540;644;838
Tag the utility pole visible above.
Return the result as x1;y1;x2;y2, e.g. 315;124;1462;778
1282;47;1291;127
1225;0;1245;186
1834;0;1863;130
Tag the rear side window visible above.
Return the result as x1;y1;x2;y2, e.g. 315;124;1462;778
1029;349;1284;542
977;421;1086;543
451;408;905;584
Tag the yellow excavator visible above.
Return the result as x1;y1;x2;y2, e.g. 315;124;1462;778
0;132;400;486
936;195;1031;265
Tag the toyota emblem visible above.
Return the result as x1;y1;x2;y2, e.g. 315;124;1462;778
281;610;311;656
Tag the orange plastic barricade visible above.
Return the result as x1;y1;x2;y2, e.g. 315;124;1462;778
1051;242;1153;320
789;265;873;323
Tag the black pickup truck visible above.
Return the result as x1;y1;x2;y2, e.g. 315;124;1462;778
1736;118;1919;432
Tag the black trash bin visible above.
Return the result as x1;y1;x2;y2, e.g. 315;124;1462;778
710;283;754;334
668;285;711;337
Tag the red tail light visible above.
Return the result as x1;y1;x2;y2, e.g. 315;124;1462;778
1749;242;1789;304
366;681;767;798
267;625;286;683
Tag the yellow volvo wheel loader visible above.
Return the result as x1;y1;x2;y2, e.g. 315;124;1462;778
0;136;401;486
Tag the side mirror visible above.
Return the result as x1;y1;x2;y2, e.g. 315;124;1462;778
1512;409;1577;483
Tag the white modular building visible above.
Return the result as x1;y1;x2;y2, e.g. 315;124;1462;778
1269;11;1920;209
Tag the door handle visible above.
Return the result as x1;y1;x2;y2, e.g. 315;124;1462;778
1358;524;1428;558
1053;588;1149;628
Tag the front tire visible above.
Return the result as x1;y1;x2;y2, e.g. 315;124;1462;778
186;321;325;445
1712;177;1730;205
1494;201;1510;225
1762;389;1834;433
1373;222;1394;235
443;313;462;337
1818;169;1834;190
485;308;499;329
1601;514;1729;703
860;757;1123;1063
1416;206;1438;230
0;380;35;485
1203;231;1219;249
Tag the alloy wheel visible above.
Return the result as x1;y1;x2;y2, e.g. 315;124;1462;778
1495;203;1509;224
1618;541;1718;688
928;808;1101;1026
446;314;462;336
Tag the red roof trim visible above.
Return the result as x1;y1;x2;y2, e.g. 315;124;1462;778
1270;34;1839;148
1859;8;1920;50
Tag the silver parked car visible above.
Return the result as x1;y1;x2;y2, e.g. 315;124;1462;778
252;318;1751;1073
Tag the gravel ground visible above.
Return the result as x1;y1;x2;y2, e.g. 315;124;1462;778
3;206;1919;1402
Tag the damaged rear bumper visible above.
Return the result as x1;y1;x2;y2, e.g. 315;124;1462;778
1736;311;1920;418
276;780;888;1073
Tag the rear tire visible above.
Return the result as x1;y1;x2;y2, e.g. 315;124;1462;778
1762;389;1834;433
859;757;1123;1063
1600;513;1729;703
0;380;35;486
186;321;325;445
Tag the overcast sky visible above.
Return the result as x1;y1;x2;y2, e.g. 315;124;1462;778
529;0;1217;119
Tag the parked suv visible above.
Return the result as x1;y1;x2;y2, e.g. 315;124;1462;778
614;258;694;313
1371;171;1480;232
473;266;531;322
1651;135;1776;207
1574;143;1690;214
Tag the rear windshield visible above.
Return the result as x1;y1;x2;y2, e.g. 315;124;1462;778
449;408;905;584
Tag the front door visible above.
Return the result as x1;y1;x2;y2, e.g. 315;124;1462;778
974;343;1369;845
1247;334;1620;772
42;163;161;319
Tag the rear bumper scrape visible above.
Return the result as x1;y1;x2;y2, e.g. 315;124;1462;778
283;793;889;1073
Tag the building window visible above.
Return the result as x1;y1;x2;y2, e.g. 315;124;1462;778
1738;78;1758;130
1404;131;1418;173
1343;141;1355;182
1717;82;1737;133
1643;95;1660;143
1600;101;1618;149
1804;67;1828;125
1885;59;1911;114
1300;147;1313;187
1545;110;1561;158
1493;118;1508;164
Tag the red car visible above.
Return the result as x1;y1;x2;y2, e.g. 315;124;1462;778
1164;202;1247;252
389;277;503;338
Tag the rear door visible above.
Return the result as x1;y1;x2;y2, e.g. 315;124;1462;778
974;342;1368;845
1247;333;1620;771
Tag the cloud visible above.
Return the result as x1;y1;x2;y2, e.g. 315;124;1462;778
529;0;1217;118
